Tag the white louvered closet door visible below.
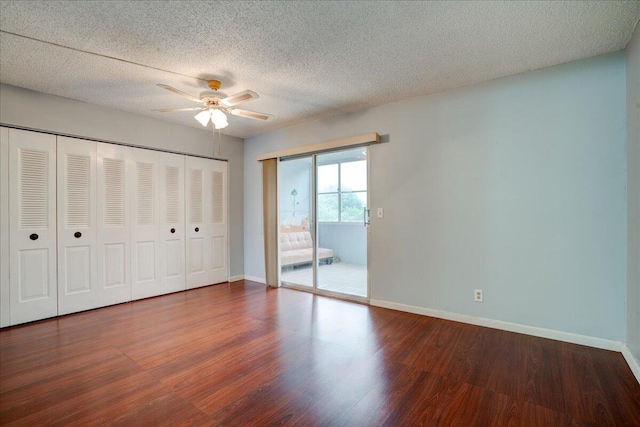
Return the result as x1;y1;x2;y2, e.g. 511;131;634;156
57;137;98;315
97;144;132;307
8;129;58;324
0;128;10;327
158;152;185;294
130;147;161;300
209;160;228;285
186;156;211;289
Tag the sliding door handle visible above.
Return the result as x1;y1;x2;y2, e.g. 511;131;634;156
363;208;370;227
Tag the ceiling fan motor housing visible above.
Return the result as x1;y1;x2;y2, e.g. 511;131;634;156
207;79;222;90
200;80;226;105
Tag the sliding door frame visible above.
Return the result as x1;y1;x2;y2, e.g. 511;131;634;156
278;146;371;304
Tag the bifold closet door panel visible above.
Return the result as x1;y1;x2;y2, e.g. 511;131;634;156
57;137;98;315
97;143;132;307
185;156;211;289
131;147;161;300
8;129;58;325
0;128;10;327
158;152;186;294
209;160;228;285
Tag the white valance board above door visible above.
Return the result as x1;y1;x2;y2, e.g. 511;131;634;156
256;132;380;161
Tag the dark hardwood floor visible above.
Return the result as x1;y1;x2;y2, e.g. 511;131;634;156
1;280;639;426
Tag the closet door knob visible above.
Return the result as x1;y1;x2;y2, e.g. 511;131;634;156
195;227;199;232
29;233;38;241
170;228;176;234
74;232;82;238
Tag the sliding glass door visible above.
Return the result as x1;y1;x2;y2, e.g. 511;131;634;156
279;148;369;300
316;149;368;297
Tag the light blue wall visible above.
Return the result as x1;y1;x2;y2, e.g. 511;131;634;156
627;25;640;363
279;158;311;227
318;223;367;265
245;51;627;341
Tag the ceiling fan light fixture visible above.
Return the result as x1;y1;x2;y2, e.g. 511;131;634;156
211;109;228;129
194;110;211;127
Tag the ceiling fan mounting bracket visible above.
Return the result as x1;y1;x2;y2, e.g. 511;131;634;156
208;79;222;91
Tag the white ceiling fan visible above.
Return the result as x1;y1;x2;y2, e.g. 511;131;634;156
154;79;271;129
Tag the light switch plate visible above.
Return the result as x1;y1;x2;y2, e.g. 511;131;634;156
377;208;384;218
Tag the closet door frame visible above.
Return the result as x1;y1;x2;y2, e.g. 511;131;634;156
130;147;162;300
8;129;58;324
97;143;132;307
185;156;211;289
158;151;186;294
57;137;98;315
209;160;228;285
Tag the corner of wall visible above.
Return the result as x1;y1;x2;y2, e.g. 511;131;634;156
626;20;640;371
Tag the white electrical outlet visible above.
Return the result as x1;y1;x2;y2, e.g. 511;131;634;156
474;289;483;302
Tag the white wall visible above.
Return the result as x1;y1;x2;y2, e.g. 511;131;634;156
245;51;627;341
627;25;640;363
0;83;244;277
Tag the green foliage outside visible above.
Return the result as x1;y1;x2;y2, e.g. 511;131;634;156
318;188;366;222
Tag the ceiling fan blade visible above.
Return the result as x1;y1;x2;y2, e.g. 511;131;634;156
152;107;204;113
221;90;259;106
231;108;271;121
157;84;202;103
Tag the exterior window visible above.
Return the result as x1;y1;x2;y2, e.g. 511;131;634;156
317;160;366;222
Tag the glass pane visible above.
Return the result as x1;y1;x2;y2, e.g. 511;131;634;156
341;192;367;222
317;193;339;222
279;157;313;288
318;164;338;193
340;160;367;191
316;149;368;298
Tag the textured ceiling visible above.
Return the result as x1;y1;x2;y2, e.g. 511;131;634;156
0;1;638;139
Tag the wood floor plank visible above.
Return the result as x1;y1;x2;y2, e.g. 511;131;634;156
105;392;214;427
522;335;569;414
1;353;143;419
401;319;471;377
149;325;288;391
0;344;124;394
0;280;638;426
586;346;640;425
208;337;367;423
472;329;530;399
173;331;312;407
2;369;169;426
557;342;617;424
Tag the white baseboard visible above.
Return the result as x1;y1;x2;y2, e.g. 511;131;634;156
622;344;640;384
369;299;623;352
228;275;244;282
243;275;266;284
